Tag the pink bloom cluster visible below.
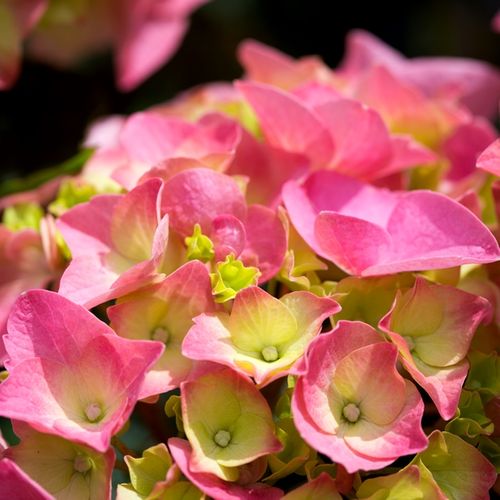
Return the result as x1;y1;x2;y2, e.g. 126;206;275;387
0;0;208;91
1;30;499;499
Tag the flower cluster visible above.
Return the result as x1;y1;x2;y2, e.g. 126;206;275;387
1;30;500;499
0;0;208;91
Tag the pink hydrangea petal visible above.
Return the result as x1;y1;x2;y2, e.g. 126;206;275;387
84;115;125;149
282;473;341;499
238;39;314;89
342;380;427;460
292;377;395;473
377;191;500;272
0;458;52;500
339;29;403;78
293;321;427;472
116;19;187;92
477;138;500;176
340;29;500;118
315;211;392;275
237;81;334;166
241;204;287;283
120;111;195;162
285;171;500;276
0;334;162;452
57;254;124;308
4;289;113;369
384;135;437;178
314;99;392;176
58;252;159;309
227;129;310;208
443;118;497;181
388;332;468;420
7;422;115;500
353;66;450;146
403;57;500;119
0;0;47;90
380;277;491;367
212;214;247;261
332;343;406;426
292;82;342;109
115;0;208;91
58;180;169;308
168;438;283;500
162;168;247;237
57;195;120;258
110;178;162;261
0;228;53;353
176;113;241;170
138;157;207;185
108;260;215;396
295;322;383;430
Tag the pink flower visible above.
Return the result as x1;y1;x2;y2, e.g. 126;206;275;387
3;422;115;499
282;170;500;276
282;473;341;499
169;438;283;500
183;286;339;387
0;458;52;500
292;321;427;473
108;260;217;397
379;277;491;420
159;167;287;283
238;39;334;91
101;111;241;190
57;178;171;308
238;81;435;181
477;138;500;176
340;29;500;118
5;0;208;91
0;216;64;363
0;290;163;452
180;366;282;480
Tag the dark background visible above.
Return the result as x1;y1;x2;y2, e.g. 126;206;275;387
0;0;499;183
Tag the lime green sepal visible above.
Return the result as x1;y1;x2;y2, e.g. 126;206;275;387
357;464;442;499
210;254;260;303
333;274;413;327
445;390;494;442
3;203;44;232
48;178;98;216
118;481;203;500
185;224;215;263
265;418;315;484
125;443;173;497
165;395;184;435
465;351;500;397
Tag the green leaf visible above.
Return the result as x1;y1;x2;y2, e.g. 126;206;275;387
0;149;93;197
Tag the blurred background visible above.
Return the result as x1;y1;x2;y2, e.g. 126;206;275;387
0;0;499;183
